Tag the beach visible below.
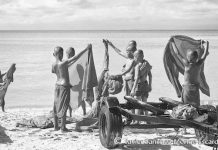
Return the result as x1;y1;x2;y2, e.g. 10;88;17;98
0;107;214;150
0;30;218;150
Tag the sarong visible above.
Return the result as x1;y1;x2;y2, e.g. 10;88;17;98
182;84;200;107
53;85;70;118
135;81;149;98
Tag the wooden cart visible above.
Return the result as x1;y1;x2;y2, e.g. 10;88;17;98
98;96;218;149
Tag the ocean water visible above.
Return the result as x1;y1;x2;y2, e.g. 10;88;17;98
0;30;218;108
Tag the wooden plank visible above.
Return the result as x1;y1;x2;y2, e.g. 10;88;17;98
159;97;183;107
110;106;218;136
126;124;181;129
124;96;165;115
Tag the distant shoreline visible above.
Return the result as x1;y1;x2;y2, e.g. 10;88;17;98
1;29;218;33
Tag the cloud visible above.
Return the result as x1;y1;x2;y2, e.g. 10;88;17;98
0;0;218;30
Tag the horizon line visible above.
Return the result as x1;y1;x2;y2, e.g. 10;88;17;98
0;29;218;32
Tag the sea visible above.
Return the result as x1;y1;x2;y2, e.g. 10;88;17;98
0;30;218;108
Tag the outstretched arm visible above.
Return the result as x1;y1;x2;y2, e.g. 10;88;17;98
118;60;135;76
1;73;6;77
67;44;92;64
198;41;209;65
107;40;128;59
172;42;188;66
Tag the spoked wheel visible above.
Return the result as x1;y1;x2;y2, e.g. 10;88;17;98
99;105;123;149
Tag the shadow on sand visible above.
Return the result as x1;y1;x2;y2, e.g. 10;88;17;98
0;124;13;144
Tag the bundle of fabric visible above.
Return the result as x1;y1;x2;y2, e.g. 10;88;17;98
100;74;123;97
107;75;123;95
16;111;82;129
171;104;199;120
163;35;210;97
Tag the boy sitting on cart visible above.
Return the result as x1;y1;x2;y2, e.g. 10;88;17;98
130;49;152;123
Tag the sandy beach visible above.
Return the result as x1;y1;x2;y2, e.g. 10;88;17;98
0;108;214;150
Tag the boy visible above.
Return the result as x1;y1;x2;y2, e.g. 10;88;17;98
66;47;75;117
52;46;88;132
130;50;152;119
66;47;75;59
107;40;137;113
174;41;209;107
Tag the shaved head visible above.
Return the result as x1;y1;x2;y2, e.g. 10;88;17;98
54;46;63;56
53;46;63;60
187;50;198;63
134;49;144;62
66;47;75;58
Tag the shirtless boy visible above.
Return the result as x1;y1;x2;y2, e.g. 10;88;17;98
130;50;152;119
107;41;136;93
107;40;137;113
52;46;88;132
174;41;209;107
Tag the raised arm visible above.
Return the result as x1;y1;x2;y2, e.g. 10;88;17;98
171;42;188;66
198;41;209;65
67;44;92;64
103;39;109;71
107;40;128;59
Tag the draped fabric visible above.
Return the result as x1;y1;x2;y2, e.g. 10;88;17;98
0;64;16;106
68;45;98;109
163;35;210;97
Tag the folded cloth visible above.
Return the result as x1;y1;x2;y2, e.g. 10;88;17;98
171;104;199;120
53;85;70;118
108;75;123;95
182;84;200;107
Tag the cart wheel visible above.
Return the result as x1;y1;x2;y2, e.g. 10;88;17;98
195;129;218;147
99;105;122;149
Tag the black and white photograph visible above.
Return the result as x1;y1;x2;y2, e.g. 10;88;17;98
0;0;218;150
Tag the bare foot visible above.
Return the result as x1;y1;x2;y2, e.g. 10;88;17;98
61;128;71;133
54;127;60;131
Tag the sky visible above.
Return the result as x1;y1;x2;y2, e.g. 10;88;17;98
0;0;218;30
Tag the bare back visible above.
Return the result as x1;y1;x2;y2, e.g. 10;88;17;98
184;63;202;85
52;60;70;86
